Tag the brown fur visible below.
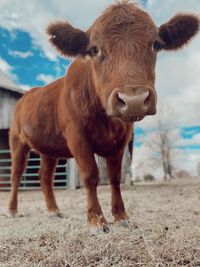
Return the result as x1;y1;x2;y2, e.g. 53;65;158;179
159;13;200;50
47;22;89;57
8;2;199;228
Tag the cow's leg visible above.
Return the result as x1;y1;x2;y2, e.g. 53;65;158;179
8;136;30;216
39;155;61;217
106;154;129;223
79;157;108;228
66;135;107;228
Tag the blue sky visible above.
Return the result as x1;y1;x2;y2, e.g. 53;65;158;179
135;126;200;149
0;0;199;175
0;28;69;88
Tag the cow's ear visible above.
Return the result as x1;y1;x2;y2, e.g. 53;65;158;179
47;22;89;57
158;14;199;51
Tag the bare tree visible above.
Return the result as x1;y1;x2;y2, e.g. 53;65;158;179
143;106;179;181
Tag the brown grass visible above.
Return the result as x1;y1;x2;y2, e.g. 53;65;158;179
1;178;200;267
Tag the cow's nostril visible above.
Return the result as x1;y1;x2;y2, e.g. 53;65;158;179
144;90;150;106
117;92;127;109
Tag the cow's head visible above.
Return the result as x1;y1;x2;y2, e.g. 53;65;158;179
47;2;199;122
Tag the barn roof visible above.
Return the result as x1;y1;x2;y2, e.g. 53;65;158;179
0;70;25;94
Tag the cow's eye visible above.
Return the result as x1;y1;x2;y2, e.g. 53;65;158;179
89;46;101;57
152;41;163;52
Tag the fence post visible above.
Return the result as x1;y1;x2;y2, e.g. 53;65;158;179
68;158;80;189
122;146;132;186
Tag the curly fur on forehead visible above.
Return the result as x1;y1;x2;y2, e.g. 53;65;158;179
90;1;155;35
89;1;157;57
114;0;131;4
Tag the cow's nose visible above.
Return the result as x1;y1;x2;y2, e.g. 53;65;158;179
117;90;150;114
107;86;157;119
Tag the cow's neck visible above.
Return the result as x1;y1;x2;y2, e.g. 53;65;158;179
65;58;108;121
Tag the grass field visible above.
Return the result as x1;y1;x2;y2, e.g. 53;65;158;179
1;178;200;267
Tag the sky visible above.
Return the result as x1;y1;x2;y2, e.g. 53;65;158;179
0;0;199;177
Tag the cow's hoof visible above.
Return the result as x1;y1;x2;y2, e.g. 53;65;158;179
90;224;110;235
102;224;110;233
48;211;63;218
116;219;130;228
56;212;64;218
7;210;23;218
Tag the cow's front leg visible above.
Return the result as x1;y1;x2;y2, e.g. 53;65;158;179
106;154;129;224
66;134;108;229
78;158;108;229
82;163;108;227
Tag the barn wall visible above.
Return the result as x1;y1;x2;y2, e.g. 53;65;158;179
0;129;9;149
0;129;10;188
0;88;22;188
0;88;21;129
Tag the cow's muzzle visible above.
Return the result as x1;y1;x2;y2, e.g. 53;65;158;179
107;86;157;122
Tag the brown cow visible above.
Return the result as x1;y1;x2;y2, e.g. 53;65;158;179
8;1;199;230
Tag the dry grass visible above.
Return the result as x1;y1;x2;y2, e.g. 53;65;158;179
1;178;200;267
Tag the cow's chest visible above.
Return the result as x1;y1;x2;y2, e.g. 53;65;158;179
86;119;132;157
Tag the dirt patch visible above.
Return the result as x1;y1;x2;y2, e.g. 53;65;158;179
1;178;200;266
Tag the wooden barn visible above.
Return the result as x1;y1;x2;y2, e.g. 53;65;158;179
0;70;24;149
0;71;23;188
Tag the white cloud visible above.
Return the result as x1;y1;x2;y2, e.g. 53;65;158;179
8;50;33;58
36;74;55;84
0;57;18;87
0;0;116;61
0;57;13;74
19;84;31;91
147;0;200;25
143;0;200;127
0;57;31;91
175;149;200;176
177;133;200;147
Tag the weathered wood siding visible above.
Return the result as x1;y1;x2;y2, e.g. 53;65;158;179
0;130;10;188
0;88;22;129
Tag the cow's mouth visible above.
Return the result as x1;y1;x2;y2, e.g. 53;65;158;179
120;115;145;122
108;114;145;122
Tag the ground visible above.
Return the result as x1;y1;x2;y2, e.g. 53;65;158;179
1;178;200;267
